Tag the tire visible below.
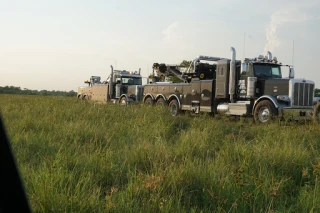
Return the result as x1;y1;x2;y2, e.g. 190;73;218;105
313;103;320;124
156;98;167;106
253;100;277;124
119;97;127;106
144;97;154;106
169;99;180;116
83;95;89;101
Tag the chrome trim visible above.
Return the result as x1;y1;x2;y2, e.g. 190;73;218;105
267;51;272;60
257;106;271;123
109;65;114;97
229;47;236;102
217;103;229;114
253;95;279;113
277;95;290;102
246;77;257;98
289;79;315;107
200;106;211;111
255;95;279;107
155;94;167;101
181;105;191;110
135;85;143;102
142;93;155;103
119;94;128;103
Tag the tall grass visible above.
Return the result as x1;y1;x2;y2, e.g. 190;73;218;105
0;94;319;212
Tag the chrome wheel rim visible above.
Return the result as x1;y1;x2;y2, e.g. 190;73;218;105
258;107;270;123
120;99;126;106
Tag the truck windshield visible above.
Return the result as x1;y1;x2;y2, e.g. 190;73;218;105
253;64;282;78
121;77;142;85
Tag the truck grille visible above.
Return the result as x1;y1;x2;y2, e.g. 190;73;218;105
293;83;314;106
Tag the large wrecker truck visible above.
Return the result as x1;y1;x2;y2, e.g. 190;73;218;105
143;47;318;123
77;66;144;105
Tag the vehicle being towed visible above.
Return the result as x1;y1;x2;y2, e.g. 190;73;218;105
77;65;143;105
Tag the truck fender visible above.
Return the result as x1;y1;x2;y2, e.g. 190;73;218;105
253;95;279;113
155;94;167;102
83;93;90;100
119;94;134;104
142;93;155;103
168;94;181;110
119;94;128;103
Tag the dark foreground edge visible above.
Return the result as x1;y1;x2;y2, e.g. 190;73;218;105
0;115;31;213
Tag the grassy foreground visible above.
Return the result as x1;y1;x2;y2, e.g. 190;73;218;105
0;94;319;213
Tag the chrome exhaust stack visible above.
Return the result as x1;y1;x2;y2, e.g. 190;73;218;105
229;47;236;103
267;51;272;60
109;65;114;97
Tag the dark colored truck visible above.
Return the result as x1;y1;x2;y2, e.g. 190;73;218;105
143;47;318;123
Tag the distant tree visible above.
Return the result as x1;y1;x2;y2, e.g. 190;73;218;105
180;60;192;67
66;90;77;97
167;75;184;83
39;90;48;96
0;86;77;97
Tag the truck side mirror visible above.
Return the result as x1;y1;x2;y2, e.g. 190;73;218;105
241;63;247;75
289;67;295;78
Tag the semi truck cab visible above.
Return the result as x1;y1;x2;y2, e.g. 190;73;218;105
238;53;314;122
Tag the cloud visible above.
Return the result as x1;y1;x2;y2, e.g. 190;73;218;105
162;21;180;43
161;21;194;55
264;3;319;54
161;21;190;51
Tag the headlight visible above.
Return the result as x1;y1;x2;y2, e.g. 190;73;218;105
277;95;290;102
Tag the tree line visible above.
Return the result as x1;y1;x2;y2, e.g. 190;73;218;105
0;86;77;97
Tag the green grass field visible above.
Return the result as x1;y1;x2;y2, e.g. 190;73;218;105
1;94;319;212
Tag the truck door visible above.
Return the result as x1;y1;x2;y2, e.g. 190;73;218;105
200;80;213;112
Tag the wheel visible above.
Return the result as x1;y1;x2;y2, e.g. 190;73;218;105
119;97;127;106
156;98;167;106
313;103;320;124
144;97;154;106
169;99;180;116
253;100;277;124
83;95;89;101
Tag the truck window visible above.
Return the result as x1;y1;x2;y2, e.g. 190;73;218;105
121;77;142;85
253;64;282;78
116;77;121;83
241;64;254;77
271;67;281;77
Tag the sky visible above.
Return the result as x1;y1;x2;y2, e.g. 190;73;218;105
1;0;319;91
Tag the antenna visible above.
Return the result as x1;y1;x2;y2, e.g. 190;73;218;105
147;64;149;76
292;40;294;66
243;32;246;59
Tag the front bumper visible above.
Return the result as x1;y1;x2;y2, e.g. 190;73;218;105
279;107;314;121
